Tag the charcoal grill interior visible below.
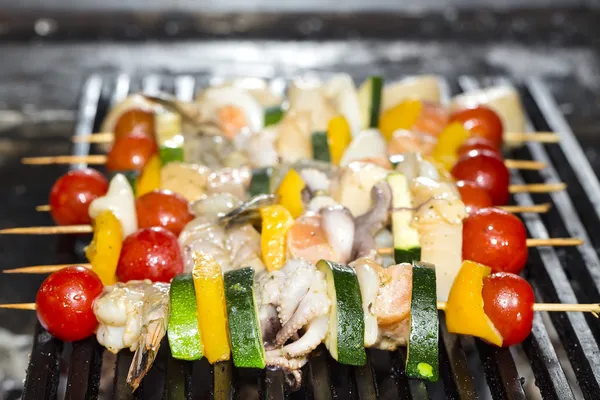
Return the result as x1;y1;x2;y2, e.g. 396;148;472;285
13;73;600;400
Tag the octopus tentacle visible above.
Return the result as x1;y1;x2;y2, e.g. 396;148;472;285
275;291;329;346
265;349;308;370
278;264;313;324
283;314;329;358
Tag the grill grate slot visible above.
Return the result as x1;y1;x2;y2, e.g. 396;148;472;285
18;73;600;399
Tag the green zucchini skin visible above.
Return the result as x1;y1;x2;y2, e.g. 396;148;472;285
318;260;366;366
159;146;185;165
311;131;331;163
406;261;439;382
394;248;422;265
367;76;383;128
264;106;285;127
168;274;203;361
223;267;266;369
248;167;273;197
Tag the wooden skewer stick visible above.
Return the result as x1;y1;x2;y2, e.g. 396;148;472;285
509;182;566;193
377;237;583;256
72;132;114;144
2;301;597;314
36;205;51;212
504;132;560;144
74;131;561;145
0;225;94;235
3;263;91;274
22;155;107;165
20;154;544;171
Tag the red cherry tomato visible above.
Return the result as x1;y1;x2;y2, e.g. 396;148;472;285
49;169;109;226
106;131;158;173
482;272;535;346
456;180;494;214
135;190;193;236
463;207;528;274
457;137;503;160
113;108;155;142
35;266;103;342
450;106;504;149
451;149;510;205
117;227;183;283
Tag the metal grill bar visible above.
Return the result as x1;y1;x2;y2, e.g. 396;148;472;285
19;72;600;400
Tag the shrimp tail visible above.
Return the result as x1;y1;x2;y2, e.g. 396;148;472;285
126;318;167;391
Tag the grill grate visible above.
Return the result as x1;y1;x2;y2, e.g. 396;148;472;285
21;73;600;400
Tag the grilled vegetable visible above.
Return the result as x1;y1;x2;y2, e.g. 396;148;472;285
482;272;534;347
275;168;305;219
135;154;162;197
317;260;366;366
260;205;295;272
387;173;420;264
327;115;352;165
378;99;422;141
192;252;231;363
431;122;470;171
452;150;510;206
224;267;266;368
168;274;203;360
85;210;122;286
450;105;504;149
406;261;439;382
264;105;285;126
249;167;273;197
311;131;331;163
36;266;103;342
49;169;108;226
445;260;503;346
106;131;158;173
358;76;383;129
135;190;194;237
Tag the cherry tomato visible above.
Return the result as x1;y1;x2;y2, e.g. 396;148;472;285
450;106;504;149
463;207;528;274
457;137;503;160
135;190;193;236
456;180;494;214
113;108;155;142
106;131;158;173
412;102;450;137
451;149;510;205
482;272;535;346
117;227;183;283
36;266;103;342
49;169;109;226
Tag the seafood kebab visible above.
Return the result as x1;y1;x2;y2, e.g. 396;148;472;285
5;168;587;391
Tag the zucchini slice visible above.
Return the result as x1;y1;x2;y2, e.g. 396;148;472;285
223;267;266;368
406;261;439;382
248;167;273;197
311;131;331;163
264;105;285;127
168;273;203;360
358;76;384;129
317;260;366;366
155;111;185;165
387;173;421;264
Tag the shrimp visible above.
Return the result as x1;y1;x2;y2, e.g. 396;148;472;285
179;215;266;274
387;129;437;158
93;280;170;391
286;207;355;265
412;101;449;137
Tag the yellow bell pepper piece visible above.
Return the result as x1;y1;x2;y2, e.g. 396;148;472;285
327;116;352;166
260;205;295;272
275;168;305;219
431;122;470;171
378;99;423;141
84;210;122;286
192;252;231;364
135;154;161;198
445;260;504;347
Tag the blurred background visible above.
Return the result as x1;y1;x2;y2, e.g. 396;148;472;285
0;1;599;399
